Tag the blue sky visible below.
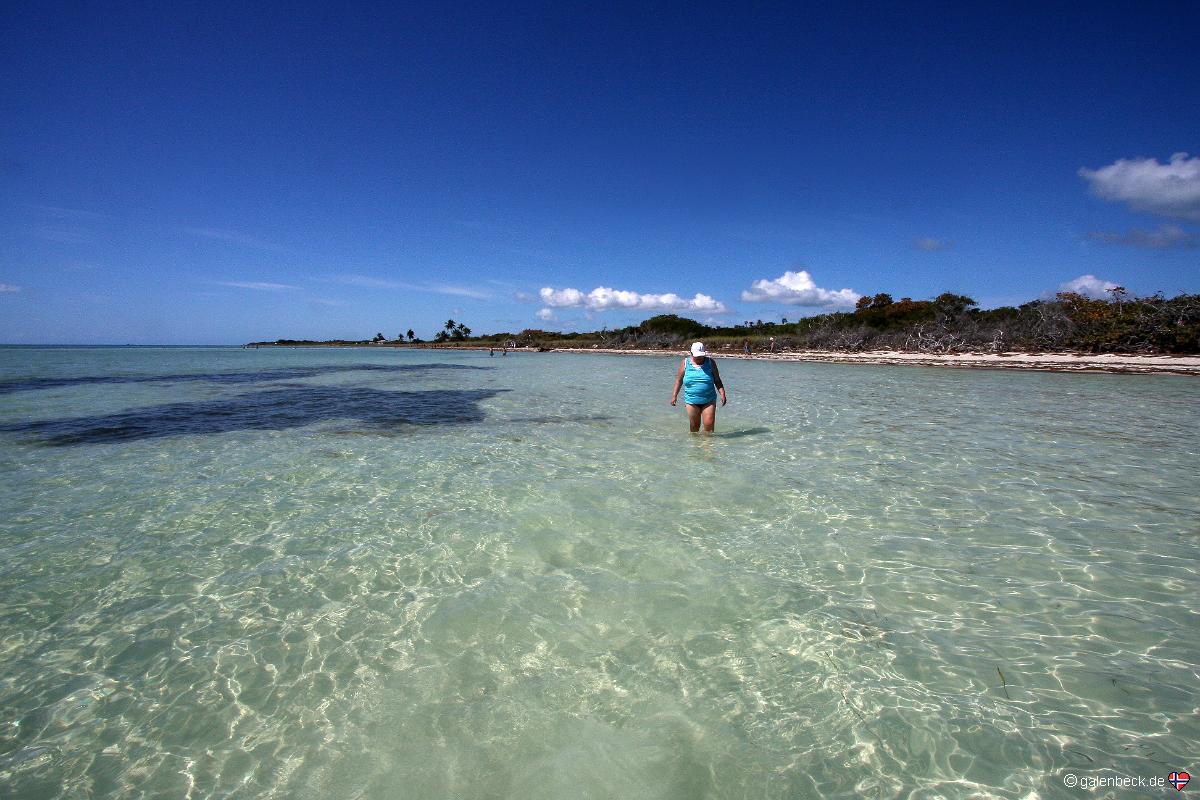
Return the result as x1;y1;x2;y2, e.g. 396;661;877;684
2;1;1198;344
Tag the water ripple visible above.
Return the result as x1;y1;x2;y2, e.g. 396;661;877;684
0;349;1196;799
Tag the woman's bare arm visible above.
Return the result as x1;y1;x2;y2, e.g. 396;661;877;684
670;359;686;405
711;361;727;406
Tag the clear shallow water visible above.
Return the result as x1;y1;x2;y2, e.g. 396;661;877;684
0;346;1196;799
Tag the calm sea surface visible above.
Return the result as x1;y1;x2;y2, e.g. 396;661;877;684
0;346;1196;799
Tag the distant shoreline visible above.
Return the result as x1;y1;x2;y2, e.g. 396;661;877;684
242;342;1200;375
554;347;1200;375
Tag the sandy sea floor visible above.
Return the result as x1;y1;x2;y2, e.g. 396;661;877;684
1;347;1197;798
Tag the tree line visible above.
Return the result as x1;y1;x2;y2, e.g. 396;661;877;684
251;290;1200;354
515;290;1200;354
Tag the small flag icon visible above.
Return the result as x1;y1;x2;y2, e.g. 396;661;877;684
1168;771;1190;791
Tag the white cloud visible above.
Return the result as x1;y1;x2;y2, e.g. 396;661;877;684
1086;223;1196;250
740;270;861;307
1079;152;1200;221
538;286;728;313
916;237;951;252
536;308;556;321
215;281;298;291
539;287;586;307
0;283;20;293
1058;274;1120;299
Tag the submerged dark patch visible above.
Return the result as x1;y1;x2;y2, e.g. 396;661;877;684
710;427;771;439
506;415;614;425
0;363;489;396
0;386;507;446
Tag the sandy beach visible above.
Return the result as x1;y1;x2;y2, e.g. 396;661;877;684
549;347;1200;375
252;343;1200;375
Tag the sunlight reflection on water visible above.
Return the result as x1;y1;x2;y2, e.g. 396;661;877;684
0;347;1196;799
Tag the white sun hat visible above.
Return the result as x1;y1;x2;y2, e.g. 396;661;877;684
690;342;707;357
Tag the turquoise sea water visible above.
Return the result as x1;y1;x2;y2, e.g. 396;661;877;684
0;346;1196;799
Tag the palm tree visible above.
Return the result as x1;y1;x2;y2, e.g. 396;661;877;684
444;319;456;332
407;329;415;341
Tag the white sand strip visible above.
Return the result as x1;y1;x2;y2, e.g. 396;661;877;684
549;348;1200;375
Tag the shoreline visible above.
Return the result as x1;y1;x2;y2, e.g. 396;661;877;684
548;347;1200;376
242;343;1200;375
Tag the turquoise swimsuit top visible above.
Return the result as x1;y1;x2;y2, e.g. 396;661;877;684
682;357;717;405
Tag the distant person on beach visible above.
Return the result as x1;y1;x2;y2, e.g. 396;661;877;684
743;338;751;355
769;337;775;353
671;342;727;433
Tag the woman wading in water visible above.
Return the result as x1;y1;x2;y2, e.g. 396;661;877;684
670;342;727;432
